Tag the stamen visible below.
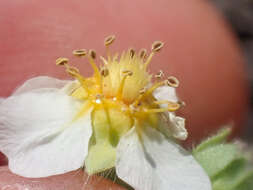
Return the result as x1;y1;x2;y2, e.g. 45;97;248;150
133;80;167;106
104;35;116;46
56;57;69;66
178;101;186;107
138;49;147;60
89;49;96;59
100;56;108;65
152;41;164;52
73;49;87;57
87;49;101;81
143;102;180;113
155;70;164;79
104;35;116;60
144;41;164;69
154;100;173;105
167;76;179;87
116;70;133;99
129;48;135;59
139;87;147;94
122;70;133;76
66;67;80;76
154;100;181;110
101;67;109;77
66;66;90;93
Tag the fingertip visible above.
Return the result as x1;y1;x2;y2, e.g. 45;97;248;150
0;166;126;190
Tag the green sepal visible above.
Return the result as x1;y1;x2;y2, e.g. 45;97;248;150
85;107;132;175
193;127;253;190
194;143;239;178
193;128;231;154
212;158;253;190
85;141;116;175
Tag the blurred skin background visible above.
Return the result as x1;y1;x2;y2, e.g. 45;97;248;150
211;0;253;142
0;0;251;189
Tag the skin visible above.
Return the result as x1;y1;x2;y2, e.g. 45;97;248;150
0;0;249;189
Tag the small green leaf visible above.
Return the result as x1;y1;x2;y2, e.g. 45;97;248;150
194;144;238;178
193;127;253;190
212;158;253;190
193;127;231;154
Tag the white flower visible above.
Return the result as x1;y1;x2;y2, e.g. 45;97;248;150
0;37;211;190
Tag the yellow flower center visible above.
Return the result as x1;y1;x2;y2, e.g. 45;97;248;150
56;35;182;174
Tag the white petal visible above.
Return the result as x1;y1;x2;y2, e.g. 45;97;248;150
0;90;92;177
160;113;188;140
153;86;178;103
116;127;211;190
153;86;187;140
0;98;4;104
13;76;71;95
169;113;187;140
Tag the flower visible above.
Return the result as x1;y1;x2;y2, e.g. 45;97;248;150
0;36;211;190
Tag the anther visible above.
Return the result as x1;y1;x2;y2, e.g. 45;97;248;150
178;101;186;107
56;57;69;66
89;49;96;59
167;76;179;87
66;67;80;77
122;70;133;76
143;102;180;113
104;35;116;46
129;48;135;59
73;49;87;57
155;70;164;79
101;68;109;77
139;87;147;94
151;41;164;52
144;41;164;69
139;49;147;59
167;102;181;111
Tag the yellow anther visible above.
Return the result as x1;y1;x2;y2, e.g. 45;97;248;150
143;103;180;113
104;35;116;46
129;49;135;59
151;41;164;52
154;100;171;105
139;87;147;95
144;41;164;69
89;49;96;59
122;70;133;76
167;76;179;87
101;68;109;77
154;100;182;111
155;70;164;79
139;49;147;60
66;67;80;77
167;101;181;111
56;57;69;66
73;49;87;57
178;101;186;107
